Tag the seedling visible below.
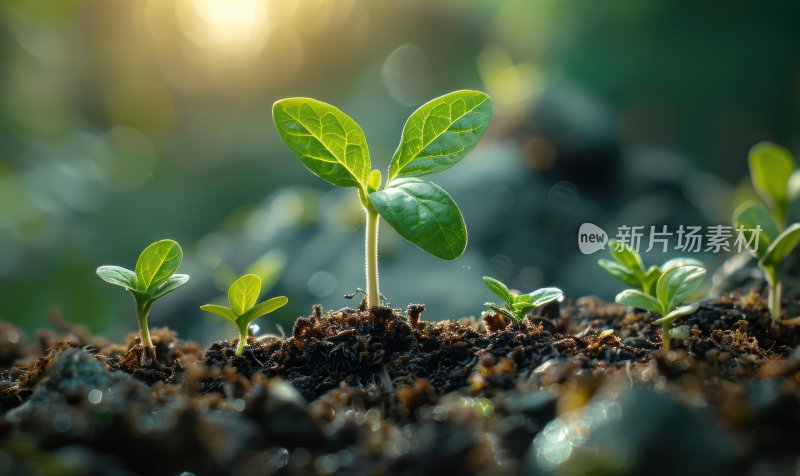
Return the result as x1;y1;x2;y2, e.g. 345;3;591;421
733;141;800;321
200;274;288;356
615;265;706;351
96;239;189;365
482;276;563;321
273;90;493;308
598;239;703;295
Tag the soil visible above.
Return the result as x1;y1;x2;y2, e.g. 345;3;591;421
1;291;799;475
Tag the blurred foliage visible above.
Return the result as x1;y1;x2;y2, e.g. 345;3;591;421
0;0;799;343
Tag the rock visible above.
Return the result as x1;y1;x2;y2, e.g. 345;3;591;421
524;385;736;476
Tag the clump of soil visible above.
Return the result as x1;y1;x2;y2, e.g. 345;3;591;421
0;291;799;475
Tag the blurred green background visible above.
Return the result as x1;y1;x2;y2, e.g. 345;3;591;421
1;0;799;344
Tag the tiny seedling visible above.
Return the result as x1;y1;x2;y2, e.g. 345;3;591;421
96;239;189;365
273;90;492;308
482;276;563;321
200;274;288;356
598;239;703;295
615;265;706;352
734;141;800;321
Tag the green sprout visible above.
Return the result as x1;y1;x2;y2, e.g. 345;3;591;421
733;141;800;321
273;90;493;308
615;265;706;352
598;239;703;295
200;274;288;356
482;276;563;321
96;239;189;364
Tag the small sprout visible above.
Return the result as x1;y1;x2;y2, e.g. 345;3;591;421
734;141;800;321
615;265;706;352
482;276;563;321
200;274;288;356
598;239;703;295
273;91;493;308
96;239;189;365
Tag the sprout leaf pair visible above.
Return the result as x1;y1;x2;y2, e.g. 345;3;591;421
616;265;706;351
201;274;288;356
482;276;563;321
273;90;493;307
598;239;703;295
96;240;189;364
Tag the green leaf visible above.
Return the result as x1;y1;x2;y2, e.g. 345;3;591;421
228;274;261;316
598;259;641;288
240;296;289;326
135;240;183;293
150;274;190;300
615;289;663;315
608;240;644;274
273;98;370;189
656;265;706;314
486;303;516;321
200;304;238;324
370;177;467;260
653;303;700;325
528;287;563;307
367;170;381;192
761;223;800;269
388;90;492;181
483;276;513;305
96;266;137;291
749;141;795;220
511;302;535;320
733;200;779;256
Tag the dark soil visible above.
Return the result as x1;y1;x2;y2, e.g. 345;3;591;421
1;291;799;475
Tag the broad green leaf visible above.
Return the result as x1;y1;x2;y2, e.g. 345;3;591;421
761;223;800;269
653;303;700;324
483;276;513;305
749;141;795;219
656;265;706;314
529;287;563;307
135;240;183;293
228;274;261;316
150;274;190;300
240;296;288;325
370;178;467;260
608;240;644;274
733;200;779;256
273;98;370;189
96;266;137;291
615;289;663;315
200;304;238;324
598;259;641;288
388;90;492;181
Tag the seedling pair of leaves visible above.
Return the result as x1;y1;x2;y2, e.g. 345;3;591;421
733;142;800;321
273;90;493;307
598;239;703;296
615;265;706;351
482;276;563;321
201;274;288;356
96;240;189;365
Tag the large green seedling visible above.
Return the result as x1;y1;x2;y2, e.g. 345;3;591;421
615;265;706;352
200;274;288;356
598;239;703;295
97;239;189;365
734;142;800;321
273;90;492;308
483;276;563;321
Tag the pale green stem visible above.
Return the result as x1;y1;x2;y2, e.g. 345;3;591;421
236;325;248;356
661;322;670;352
135;297;154;350
365;207;380;308
767;273;782;321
